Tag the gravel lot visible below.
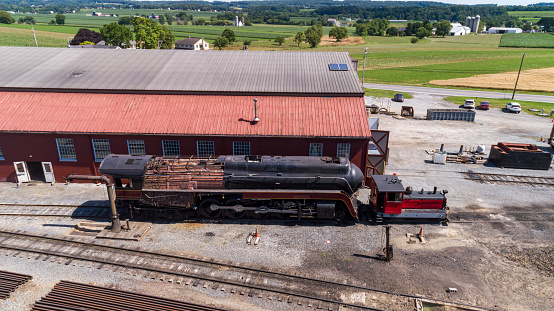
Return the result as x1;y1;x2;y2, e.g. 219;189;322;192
0;93;553;311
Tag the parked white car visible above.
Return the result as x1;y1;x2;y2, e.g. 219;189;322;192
463;99;475;109
506;102;521;113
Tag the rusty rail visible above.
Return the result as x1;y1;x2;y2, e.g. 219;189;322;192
32;280;228;311
0;270;32;299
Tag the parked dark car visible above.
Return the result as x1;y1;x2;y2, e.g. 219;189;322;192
394;93;404;102
478;101;490;110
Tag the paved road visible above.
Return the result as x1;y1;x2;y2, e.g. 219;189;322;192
363;83;554;104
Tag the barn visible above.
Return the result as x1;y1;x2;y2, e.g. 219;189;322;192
0;47;384;183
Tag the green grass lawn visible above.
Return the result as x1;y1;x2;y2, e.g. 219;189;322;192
499;33;554;48
445;96;554;118
364;88;414;100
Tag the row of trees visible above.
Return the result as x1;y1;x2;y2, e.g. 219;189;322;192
0;11;63;25
68;17;174;49
354;18;453;38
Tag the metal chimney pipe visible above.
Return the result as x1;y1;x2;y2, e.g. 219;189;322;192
253;98;259;122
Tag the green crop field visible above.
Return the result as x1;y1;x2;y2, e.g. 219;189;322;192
508;10;554;23
0;26;69;47
499;33;554;48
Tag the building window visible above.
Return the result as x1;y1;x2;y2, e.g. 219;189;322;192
233;141;250;156
197;141;215;158
0;145;4;160
337;143;350;158
92;139;111;161
162;140;180;156
127;140;146;156
56;138;76;161
309;143;323;157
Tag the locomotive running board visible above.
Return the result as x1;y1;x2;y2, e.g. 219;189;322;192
381;209;447;220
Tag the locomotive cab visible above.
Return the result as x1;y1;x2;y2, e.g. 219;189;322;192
369;175;405;214
368;174;449;220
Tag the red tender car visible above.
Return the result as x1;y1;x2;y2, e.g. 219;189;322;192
478;101;490;110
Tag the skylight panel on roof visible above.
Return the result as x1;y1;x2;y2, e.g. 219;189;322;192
329;63;349;71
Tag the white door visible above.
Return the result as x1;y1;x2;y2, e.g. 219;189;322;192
41;162;55;183
13;162;30;183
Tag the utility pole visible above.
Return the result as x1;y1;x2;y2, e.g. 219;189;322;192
385;226;392;262
362;47;368;89
512;53;525;100
32;27;38;47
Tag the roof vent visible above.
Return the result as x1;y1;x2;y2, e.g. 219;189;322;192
71;70;85;77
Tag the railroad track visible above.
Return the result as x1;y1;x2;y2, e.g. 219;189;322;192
464;173;554;187
0;230;499;311
0;203;112;219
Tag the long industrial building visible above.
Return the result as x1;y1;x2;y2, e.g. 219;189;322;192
0;47;386;183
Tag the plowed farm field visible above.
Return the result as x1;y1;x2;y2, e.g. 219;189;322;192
429;67;554;92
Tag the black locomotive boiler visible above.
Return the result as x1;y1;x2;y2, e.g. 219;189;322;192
98;154;365;220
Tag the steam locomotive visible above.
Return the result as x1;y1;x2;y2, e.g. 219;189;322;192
98;154;448;221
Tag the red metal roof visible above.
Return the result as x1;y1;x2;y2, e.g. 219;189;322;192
0;92;371;138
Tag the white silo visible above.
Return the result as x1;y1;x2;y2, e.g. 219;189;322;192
465;16;471;27
474;15;481;33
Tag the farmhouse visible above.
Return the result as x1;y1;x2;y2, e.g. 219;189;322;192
175;38;209;50
0;47;383;184
488;27;523;34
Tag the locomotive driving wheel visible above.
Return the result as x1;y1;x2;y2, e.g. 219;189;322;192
334;204;347;222
198;197;223;219
223;198;247;219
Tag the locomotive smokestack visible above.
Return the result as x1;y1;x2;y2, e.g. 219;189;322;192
253;98;259;123
433;186;437;194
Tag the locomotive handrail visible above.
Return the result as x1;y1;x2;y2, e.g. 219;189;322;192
225;175;357;194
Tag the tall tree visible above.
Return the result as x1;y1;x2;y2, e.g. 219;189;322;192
275;35;285;45
221;28;235;43
0;11;14;24
304;24;323;48
18;16;36;25
355;24;368;36
158;14;166;25
165;13;173;25
70;28;103;45
415;27;430;39
293;31;305;47
435;20;452;37
538;17;554;32
386;26;398;37
55;14;65;25
132;17;174;49
213;36;228;50
118;16;132;25
330;26;348;41
100;23;132;48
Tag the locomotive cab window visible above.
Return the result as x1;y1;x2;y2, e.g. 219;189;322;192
387;192;403;202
